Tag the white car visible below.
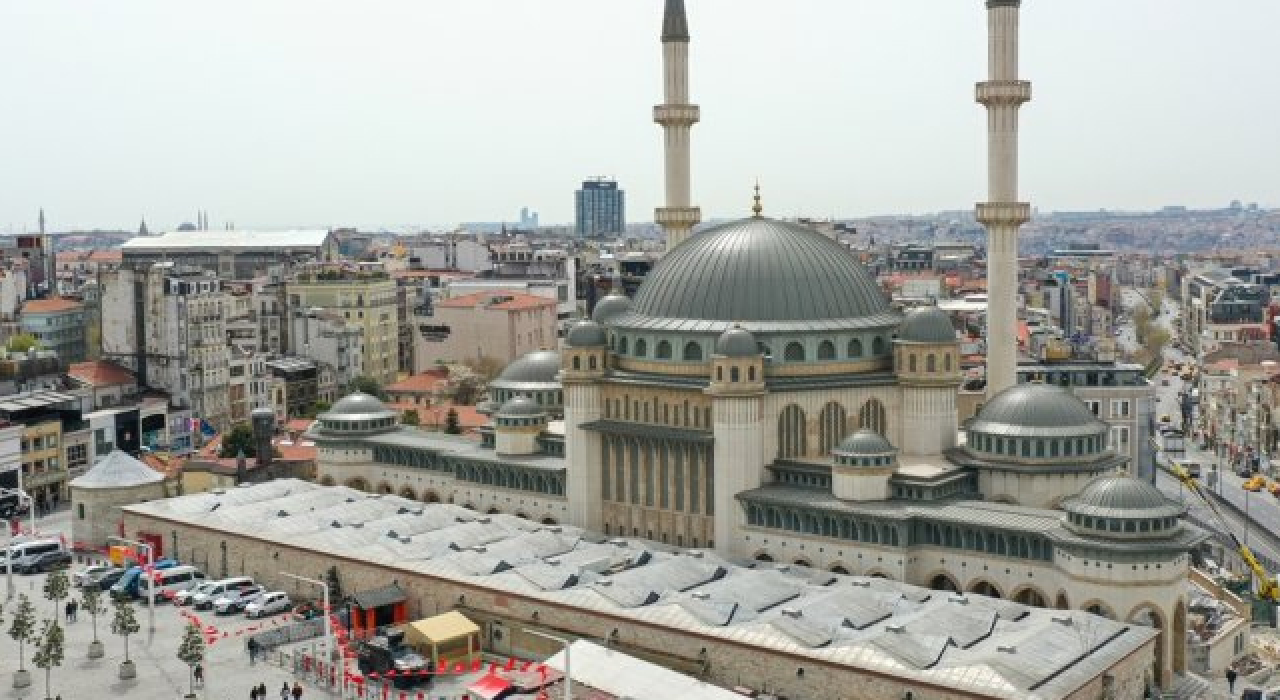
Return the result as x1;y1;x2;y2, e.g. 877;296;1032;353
245;591;291;619
73;564;115;588
212;585;266;615
172;581;218;607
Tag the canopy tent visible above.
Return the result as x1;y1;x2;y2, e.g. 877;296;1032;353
403;610;481;666
348;583;408;638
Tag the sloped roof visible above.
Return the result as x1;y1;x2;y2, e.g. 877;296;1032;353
22;297;83;313
71;450;164;489
68;360;136;387
350;583;408;610
406;610;480;645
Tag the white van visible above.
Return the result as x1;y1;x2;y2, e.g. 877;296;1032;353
2;539;63;569
138;565;206;600
191;577;255;610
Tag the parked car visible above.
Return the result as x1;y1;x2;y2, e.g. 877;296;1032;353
110;559;179;599
95;568;127;591
191;577;256;610
1244;475;1267;492
16;550;72;574
2;539;64;571
173;581;219;607
212;585;266;615
245;591;291;619
138;565;206;601
1183;463;1202;479
73;564;116;587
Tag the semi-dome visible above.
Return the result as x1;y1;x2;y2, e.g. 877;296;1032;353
567;320;607;347
898;307;956;344
619;217;897;331
968;383;1105;437
1063;474;1184;519
591;291;632;323
327;392;394;418
497;396;545;417
495;350;562;385
714;325;758;357
834;429;896;456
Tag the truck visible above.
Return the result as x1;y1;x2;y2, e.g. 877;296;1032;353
354;628;432;689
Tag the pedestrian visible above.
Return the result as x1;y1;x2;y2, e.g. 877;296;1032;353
257;682;267;700
280;682;290;700
1226;667;1238;694
291;681;303;700
249;685;259;700
70;600;78;622
247;637;259;664
193;663;203;686
64;600;73;622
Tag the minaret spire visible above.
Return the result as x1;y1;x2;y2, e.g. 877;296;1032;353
654;0;700;250
975;0;1032;396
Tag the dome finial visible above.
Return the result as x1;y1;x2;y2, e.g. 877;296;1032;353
751;180;763;217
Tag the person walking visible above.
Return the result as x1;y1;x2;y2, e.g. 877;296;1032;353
279;682;290;700
193;663;203;687
1226;667;1238;694
291;681;303;700
249;685;259;700
69;600;78;622
247;637;259;664
64;601;74;622
257;682;267;700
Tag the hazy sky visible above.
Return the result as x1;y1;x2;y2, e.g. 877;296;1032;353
2;1;1277;233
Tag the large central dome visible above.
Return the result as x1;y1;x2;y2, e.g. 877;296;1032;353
624;217;895;329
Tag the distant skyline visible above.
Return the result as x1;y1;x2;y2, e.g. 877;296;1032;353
1;0;1277;233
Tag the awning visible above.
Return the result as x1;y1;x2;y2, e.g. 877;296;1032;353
349;583;407;610
466;673;511;700
404;611;480;646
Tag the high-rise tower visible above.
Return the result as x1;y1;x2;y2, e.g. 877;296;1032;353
654;0;700;250
976;0;1032;396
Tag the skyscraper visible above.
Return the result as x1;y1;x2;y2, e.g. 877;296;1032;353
574;177;625;237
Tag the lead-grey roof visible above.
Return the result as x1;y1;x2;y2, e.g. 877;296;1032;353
967;383;1108;438
494;350;561;386
833;429;896;456
566;320;607;348
70;450;164;490
498;396;545;417
618;217;898;333
1062;474;1186;519
898;307;957;344
323;392;395;419
662;0;689;42
714;325;758;357
591;292;631;324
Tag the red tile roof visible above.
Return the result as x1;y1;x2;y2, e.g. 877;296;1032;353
387;372;451;394
436;291;555;312
68;360;136;387
391;402;488;432
22;297;83;313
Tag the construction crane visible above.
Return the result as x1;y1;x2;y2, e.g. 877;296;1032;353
1155;439;1280;602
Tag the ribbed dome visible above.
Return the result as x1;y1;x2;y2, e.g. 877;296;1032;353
495;350;561;385
899;307;956;344
1063;474;1184;519
566;320;607;347
714;325;758;357
625;217;894;327
833;429;896;456
591;291;632;323
327;392;393;418
497;396;545;417
968;383;1106;437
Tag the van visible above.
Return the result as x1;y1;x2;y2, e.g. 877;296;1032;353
191;577;255;610
1;539;63;570
111;559;180;599
138;565;205;600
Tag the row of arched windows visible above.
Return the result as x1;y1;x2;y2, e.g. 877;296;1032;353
604;394;712;429
745;504;901;546
778;399;888;459
615;337;704;361
455;462;564;496
969;431;1105;460
904;353;952;373
913;521;1053;562
611;334;889;364
1067;512;1176;535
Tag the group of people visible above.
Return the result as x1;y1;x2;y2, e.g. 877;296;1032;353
247;681;303;699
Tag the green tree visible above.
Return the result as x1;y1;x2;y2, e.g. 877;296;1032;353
32;619;64;700
444;408;461;435
218;422;257;458
110;596;140;662
80;585;108;645
42;568;70;619
323;565;343;603
402;409;420;426
346;375;388;400
6;333;40;353
7;593;36;671
176;621;206;696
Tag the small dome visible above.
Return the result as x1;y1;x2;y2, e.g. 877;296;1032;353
714;325;758;357
833;429;896;456
70;450;164;490
497;396;545;417
591;291;632;323
326;392;394;418
496;350;562;385
1062;474;1184;519
898;307;956;344
968;383;1105;437
567;320;607;347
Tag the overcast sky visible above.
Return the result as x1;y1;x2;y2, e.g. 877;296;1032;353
1;0;1276;233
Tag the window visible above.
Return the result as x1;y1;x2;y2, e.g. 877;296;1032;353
817;340;836;360
1084;400;1101;416
848;338;864;358
655;340;672;359
682;342;703;361
784;342;805;362
1110;426;1130;451
1110;399;1131;418
926;354;937;372
872;336;885;354
908;355;917;372
635;338;647;357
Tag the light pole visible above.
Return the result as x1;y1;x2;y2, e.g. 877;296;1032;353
280;571;331;688
525;628;571;700
3;488;37;600
110;537;156;633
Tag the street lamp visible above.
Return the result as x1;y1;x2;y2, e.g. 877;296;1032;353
525;628;572;700
3;487;37;600
110;537;157;633
280;571;331;687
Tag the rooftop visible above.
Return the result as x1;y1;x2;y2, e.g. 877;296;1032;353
436;291;557;312
70;450;165;489
68;360;136;388
124;480;1155;700
120;229;330;252
22;297;84;313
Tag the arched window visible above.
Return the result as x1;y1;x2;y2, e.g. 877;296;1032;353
777;404;807;458
635;338;648;357
572;356;581;370
747;366;756;381
944;354;953;371
848;338;864;358
926;354;937;372
784;342;805;361
618;336;628;354
730;367;740;382
682;341;703;361
818;402;848;454
588;356;597;370
908;355;917;372
817;340;836;360
858;398;887;436
655;340;672;359
872;336;886;355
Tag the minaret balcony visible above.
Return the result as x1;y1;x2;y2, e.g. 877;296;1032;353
975;202;1031;227
655;206;701;227
975;80;1031;106
653;104;700;125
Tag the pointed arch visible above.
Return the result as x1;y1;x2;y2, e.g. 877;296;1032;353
818;402;848;454
1054;591;1069;609
655;340;672;359
967;579;1003;599
817;340;836;360
829;563;851;575
319;474;336;487
398;485;418;501
777;404;807;458
847;338;863;358
376;481;394;495
1011;586;1047;607
1128;603;1168;685
345;477;370;492
423;490;440;503
927;572;961;592
784;342;805;362
682;341;703;361
857;398;887;436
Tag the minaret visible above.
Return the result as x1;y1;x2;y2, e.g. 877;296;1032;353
975;0;1032;396
654;0;700;250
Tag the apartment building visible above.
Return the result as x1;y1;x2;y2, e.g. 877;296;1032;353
289;308;363;403
288;264;398;385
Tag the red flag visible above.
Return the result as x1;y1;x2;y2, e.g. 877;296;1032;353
521;660;534;671
503;657;516;671
471;659;483;672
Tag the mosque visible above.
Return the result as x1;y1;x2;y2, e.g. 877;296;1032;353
311;0;1206;685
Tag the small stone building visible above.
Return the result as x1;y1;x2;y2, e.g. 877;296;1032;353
70;450;168;550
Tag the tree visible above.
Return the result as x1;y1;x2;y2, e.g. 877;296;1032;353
451;375;485;406
80;585;108;647
32;619;64;700
42;568;70;619
463;356;503;381
444;408;461;435
6;333;40;354
323;565;344;603
110;596;140;663
218;422;257;458
176;621;205;696
402;409;420;426
8;593;36;671
346;375;388;400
